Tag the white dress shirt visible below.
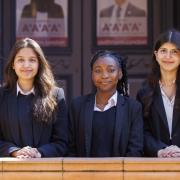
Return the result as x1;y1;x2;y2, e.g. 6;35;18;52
94;91;118;112
160;84;175;139
17;82;35;96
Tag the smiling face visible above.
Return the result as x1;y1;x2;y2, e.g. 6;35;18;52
92;56;122;94
12;47;39;85
154;42;180;73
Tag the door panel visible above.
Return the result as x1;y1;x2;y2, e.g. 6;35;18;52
0;0;3;83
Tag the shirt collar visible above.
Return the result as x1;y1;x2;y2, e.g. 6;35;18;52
94;91;118;112
113;1;128;19
159;81;175;103
16;82;35;96
107;90;118;106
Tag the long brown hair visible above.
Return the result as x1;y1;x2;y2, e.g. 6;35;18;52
4;37;57;123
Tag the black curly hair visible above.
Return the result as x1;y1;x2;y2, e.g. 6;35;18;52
90;50;128;96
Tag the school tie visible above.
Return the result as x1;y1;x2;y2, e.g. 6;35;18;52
116;7;121;18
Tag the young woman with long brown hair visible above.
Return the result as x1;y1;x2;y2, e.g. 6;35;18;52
0;38;68;158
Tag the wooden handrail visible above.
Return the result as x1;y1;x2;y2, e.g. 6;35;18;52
1;158;180;179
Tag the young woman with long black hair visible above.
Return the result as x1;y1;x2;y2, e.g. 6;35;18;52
137;29;180;157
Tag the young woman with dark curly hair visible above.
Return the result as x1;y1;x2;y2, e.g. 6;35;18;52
69;50;143;157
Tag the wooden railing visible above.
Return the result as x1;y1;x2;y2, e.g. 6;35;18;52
1;158;180;179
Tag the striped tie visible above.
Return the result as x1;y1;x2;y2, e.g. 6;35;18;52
116;7;121;17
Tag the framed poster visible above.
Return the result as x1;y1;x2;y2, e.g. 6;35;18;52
93;0;153;53
16;0;71;54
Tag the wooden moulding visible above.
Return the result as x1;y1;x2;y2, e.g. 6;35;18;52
0;158;63;172
124;158;180;172
63;157;123;172
1;157;180;180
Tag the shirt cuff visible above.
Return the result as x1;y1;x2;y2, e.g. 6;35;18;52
8;147;21;156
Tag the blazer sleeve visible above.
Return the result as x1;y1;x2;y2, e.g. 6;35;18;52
68;98;79;157
136;89;167;157
0;87;21;156
37;88;68;157
0;133;21;157
125;100;143;157
143;116;167;157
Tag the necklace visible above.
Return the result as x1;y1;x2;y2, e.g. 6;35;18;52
159;80;176;101
160;80;176;87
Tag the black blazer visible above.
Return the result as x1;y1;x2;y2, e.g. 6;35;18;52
0;87;68;157
137;83;180;157
68;93;143;157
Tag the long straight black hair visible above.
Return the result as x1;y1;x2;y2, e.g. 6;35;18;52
142;29;180;117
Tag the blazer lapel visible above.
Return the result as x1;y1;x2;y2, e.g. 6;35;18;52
84;95;95;156
154;86;169;132
7;88;21;145
113;94;126;156
172;86;180;133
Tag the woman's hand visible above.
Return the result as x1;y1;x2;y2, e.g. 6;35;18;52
158;145;180;157
11;146;41;158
